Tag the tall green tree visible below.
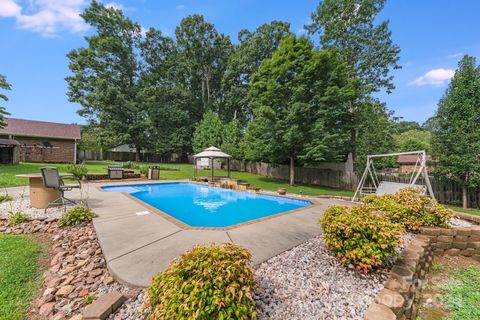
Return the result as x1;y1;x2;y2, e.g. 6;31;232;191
222;21;292;123
394;120;423;134
394;129;431;153
141;28;192;157
245;35;353;185
306;0;401;163
192;110;225;153
355;98;396;172
175;15;233;121
432;55;480;209
221;119;243;159
66;1;148;161
0;74;11;129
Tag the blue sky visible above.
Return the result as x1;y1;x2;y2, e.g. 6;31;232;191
0;0;479;125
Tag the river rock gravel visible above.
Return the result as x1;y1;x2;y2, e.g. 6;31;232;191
0;196;67;220
253;235;390;320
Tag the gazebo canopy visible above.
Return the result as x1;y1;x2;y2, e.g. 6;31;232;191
193;146;231;159
193;146;232;179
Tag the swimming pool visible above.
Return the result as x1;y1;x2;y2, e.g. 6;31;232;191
102;182;312;227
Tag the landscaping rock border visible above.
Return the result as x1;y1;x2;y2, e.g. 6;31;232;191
0;219;139;320
365;225;480;320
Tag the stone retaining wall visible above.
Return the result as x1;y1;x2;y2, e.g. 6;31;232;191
420;225;480;259
364;225;480;320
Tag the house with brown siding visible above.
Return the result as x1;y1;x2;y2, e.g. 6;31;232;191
397;154;433;173
0;118;81;163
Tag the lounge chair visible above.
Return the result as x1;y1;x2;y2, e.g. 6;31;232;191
40;167;81;212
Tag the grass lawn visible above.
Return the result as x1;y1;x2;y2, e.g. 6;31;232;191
0;235;46;320
0;162;353;197
443;266;480;319
446;205;480;217
417;255;480;320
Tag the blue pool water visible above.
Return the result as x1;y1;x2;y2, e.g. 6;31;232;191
102;182;311;227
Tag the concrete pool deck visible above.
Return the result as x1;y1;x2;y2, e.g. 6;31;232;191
4;180;352;287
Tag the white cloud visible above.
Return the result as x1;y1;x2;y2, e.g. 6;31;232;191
0;0;21;17
0;0;89;36
176;4;184;10
409;68;455;87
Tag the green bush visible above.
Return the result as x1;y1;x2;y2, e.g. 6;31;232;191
0;194;13;203
58;206;96;227
7;211;29;226
363;188;452;231
139;165;149;176
122;161;139;170
147;243;256;320
66;164;89;180
320;205;402;272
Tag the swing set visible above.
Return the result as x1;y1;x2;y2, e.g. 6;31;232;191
352;150;435;202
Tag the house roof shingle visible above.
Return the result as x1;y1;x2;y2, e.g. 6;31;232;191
397;154;432;164
0;118;81;140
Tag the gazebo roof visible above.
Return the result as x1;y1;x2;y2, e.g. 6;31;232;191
193;146;232;159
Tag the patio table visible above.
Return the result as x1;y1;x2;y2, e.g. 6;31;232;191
16;173;73;209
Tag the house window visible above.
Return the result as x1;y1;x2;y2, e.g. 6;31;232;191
42;141;53;148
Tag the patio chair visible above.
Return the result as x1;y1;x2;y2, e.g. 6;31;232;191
40;167;81;212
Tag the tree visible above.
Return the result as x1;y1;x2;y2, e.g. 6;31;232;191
355;98;396;172
422;116;439;133
394;129;431;153
175;15;233;121
192;110;224;153
222;21;292;123
0;74;11;129
141;28;192;157
78;122;120;152
245;35;353;185
432;55;480;209
306;0;401;163
66;1;148;161
394;120;422;134
221;119;243;159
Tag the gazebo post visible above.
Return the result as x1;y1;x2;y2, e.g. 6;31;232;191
227;158;230;178
193;157;196;179
211;157;214;179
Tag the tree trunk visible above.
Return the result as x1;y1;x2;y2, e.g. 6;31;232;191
136;149;141;162
349;99;357;169
289;156;295;186
462;186;468;209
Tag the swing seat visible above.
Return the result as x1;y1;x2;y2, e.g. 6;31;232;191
375;181;426;196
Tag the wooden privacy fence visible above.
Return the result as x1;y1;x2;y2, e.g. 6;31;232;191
229;160;480;207
78;150;182;163
229;159;359;191
376;173;480;208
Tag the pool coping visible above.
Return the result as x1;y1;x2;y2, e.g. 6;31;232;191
97;181;321;231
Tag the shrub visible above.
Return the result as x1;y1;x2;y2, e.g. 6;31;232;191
320;205;402;272
363;188;452;231
7;211;29;226
66;164;89;180
139;165;149;176
0;194;13;203
123;161;138;170
58;206;96;227
147;243;256;320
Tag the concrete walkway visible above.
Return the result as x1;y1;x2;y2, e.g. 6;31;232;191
5;180;351;287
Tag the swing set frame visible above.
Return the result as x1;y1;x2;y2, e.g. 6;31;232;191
352;150;435;202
